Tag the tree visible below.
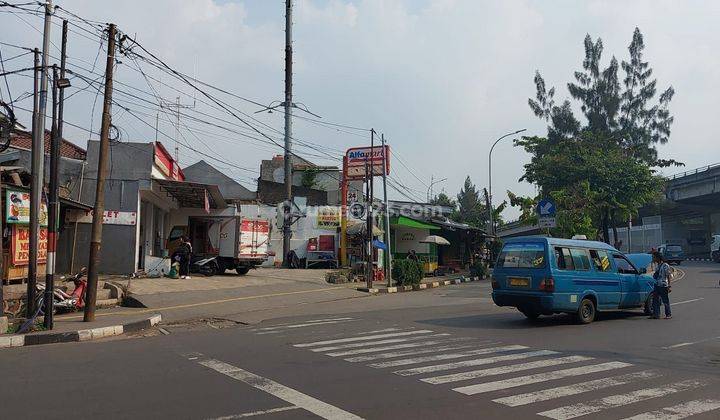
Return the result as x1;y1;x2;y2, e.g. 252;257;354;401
455;176;487;228
430;192;456;209
517;28;673;241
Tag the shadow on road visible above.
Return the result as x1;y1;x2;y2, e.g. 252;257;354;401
417;310;648;330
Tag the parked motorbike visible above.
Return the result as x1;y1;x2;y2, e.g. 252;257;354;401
35;267;88;315
190;256;220;277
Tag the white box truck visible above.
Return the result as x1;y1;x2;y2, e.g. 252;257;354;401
167;216;271;275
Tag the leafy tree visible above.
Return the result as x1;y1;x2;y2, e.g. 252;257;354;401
300;168;320;189
517;28;673;241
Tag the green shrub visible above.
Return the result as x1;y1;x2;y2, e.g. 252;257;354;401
392;260;424;286
470;261;488;278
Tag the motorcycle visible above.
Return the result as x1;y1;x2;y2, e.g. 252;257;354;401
35;267;88;315
191;256;220;277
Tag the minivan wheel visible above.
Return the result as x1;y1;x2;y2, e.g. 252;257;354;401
576;298;596;324
644;292;655;315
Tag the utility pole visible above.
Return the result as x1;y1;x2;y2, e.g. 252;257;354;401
160;96;194;163
365;130;375;289
26;48;40;318
381;134;392;286
84;23;116;322
44;20;68;329
28;1;52;319
282;0;293;267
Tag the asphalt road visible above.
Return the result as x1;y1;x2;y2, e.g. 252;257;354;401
3;262;720;419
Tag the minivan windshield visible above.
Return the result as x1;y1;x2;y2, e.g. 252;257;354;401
496;242;546;269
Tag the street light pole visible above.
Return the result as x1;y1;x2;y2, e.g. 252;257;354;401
426;177;447;202
488;128;526;235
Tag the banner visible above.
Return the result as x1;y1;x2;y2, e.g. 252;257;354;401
6;190;48;226
11;225;47;265
316;206;340;229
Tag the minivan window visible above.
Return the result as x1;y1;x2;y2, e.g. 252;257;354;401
667;245;682;252
590;249;612;272
613;254;638;274
569;248;591;270
497;242;546;268
555;247;575;270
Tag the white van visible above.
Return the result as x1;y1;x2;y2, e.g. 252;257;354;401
711;234;720;262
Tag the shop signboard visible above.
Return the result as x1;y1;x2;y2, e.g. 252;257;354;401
345;145;390;179
66;209;137;225
11;225;47;265
316;206;340;230
6;190;47;226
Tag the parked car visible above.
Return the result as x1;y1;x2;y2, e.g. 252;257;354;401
657;244;685;265
491;237;654;324
711;234;720;262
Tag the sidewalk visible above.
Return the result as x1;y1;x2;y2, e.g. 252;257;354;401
95;268;369;323
358;272;483;294
1;312;161;349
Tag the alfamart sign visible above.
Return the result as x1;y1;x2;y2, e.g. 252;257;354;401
345;145;390;179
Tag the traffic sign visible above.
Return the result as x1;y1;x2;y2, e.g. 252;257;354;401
350;203;366;219
536;199;556;217
538;217;556;228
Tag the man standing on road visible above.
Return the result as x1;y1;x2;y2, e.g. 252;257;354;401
650;251;672;319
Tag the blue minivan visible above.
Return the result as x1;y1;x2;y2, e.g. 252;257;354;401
491;237;654;324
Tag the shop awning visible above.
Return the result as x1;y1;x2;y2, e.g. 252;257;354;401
154;179;227;209
390;215;441;230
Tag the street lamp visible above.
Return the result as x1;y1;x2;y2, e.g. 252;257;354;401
427;176;448;202
488;128;527;235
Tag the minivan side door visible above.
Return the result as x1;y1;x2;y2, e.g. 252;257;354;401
613;253;642;308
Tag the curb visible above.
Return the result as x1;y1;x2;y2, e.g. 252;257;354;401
687;257;713;262
0;314;162;349
357;276;483;294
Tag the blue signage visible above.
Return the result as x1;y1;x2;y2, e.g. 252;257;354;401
536;199;556;217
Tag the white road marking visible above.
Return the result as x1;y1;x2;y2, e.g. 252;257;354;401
422;355;593;385
345;343;493;363
356;328;402;335
294;330;434;348
394;350;557;376
310;334;451;352
212;406;300;419
620;399;720;420
251;317;354;331
537;379;706;420
197;358;363;420
492;369;653;405
255;319;355;334
368;345;529;369
671;298;704;306
326;337;472;357
662;335;720;350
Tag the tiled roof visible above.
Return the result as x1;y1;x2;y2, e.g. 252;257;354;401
9;129;86;160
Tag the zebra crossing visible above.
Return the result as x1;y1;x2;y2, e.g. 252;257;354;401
288;325;720;419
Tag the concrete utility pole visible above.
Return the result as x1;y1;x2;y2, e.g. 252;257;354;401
282;0;294;266
84;23;116;322
381;134;392;286
27;1;52;319
365;130;375;289
44;20;68;329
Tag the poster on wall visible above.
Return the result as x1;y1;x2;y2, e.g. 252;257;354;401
6;190;48;226
11;225;47;265
316;206;340;230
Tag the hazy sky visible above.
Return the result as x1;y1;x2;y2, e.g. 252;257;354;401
1;0;717;219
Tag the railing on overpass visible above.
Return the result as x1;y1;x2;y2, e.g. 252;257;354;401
668;162;720;180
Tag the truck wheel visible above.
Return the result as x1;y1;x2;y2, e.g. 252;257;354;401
236;266;250;275
576;298;596;324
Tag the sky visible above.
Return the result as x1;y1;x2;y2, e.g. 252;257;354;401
1;0;718;220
